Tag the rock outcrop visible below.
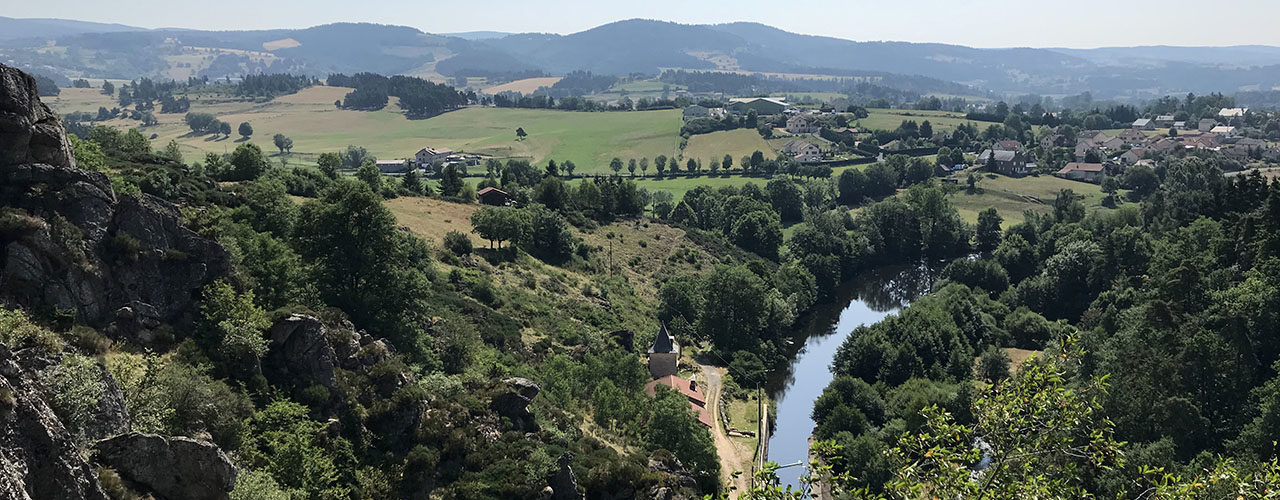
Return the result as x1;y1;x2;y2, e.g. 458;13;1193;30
549;452;583;500
0;345;109;500
0;63;229;338
491;377;540;431
265;314;408;394
94;433;237;500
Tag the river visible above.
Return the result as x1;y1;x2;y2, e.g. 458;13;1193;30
765;263;941;489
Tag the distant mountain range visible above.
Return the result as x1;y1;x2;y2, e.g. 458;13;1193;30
4;16;1280;99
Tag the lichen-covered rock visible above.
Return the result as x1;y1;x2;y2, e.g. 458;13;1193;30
0;346;109;500
0;63;229;334
94;433;236;500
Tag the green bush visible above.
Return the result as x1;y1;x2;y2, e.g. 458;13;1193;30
443;230;473;255
0;208;45;241
0;308;61;354
40;354;105;444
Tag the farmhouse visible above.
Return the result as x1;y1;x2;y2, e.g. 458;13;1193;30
1098;136;1125;151
1132;118;1154;130
727;97;788;115
1117;129;1149;146
477;187;512;206
1119;148;1147;165
977;149;1031;176
993;140;1023;151
1056;162;1105;183
1039;134;1066;148
414;147;453;166
1154;115;1175;127
682;105;726;121
781;140;823;163
643;376;712;427
786;114;820;134
375;160;410;173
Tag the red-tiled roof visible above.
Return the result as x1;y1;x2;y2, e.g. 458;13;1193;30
644;375;712;427
1057;162;1105;174
476;187;508;197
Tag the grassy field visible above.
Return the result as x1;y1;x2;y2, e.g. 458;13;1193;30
483;77;562;94
947;172;1111;227
384;196;482;246
857;108;984;132
50;86;683;173
683;129;773;165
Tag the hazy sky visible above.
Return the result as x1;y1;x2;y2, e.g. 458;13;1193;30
8;0;1280;48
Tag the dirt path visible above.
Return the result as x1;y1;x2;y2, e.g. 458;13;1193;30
701;364;752;497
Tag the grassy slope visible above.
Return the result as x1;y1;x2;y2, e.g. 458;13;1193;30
948;173;1112;227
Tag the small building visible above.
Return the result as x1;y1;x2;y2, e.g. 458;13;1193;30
375;160;410;173
786;114;820;134
1210;125;1238;138
1097;136;1125;151
1117;129;1149;146
477;186;512;206
414;147;453;167
1154;115;1176;128
682;105;726;122
1132;118;1154;130
647;323;679;380
994;140;1023;151
1173;121;1186;130
644;375;712;427
1150;137;1180;153
1056;162;1106;183
1219;107;1249;119
1119;148;1147;165
727;97;789;116
1198;119;1218;132
1039;133;1066;149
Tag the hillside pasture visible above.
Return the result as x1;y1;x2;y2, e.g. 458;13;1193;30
483;77;562;94
53;85;682;172
856;108;983;132
947;172;1111;227
683;129;773;166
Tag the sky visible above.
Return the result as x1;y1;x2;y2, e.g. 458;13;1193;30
7;0;1280;48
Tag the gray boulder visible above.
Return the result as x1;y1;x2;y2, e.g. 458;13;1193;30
266;314;340;390
491;377;540;431
94;433;236;500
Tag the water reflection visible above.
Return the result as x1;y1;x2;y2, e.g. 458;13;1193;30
765;261;943;489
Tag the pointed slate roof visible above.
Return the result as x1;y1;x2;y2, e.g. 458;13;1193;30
649;323;677;354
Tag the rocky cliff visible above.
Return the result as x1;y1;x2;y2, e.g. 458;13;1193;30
0;64;238;500
0;63;229;340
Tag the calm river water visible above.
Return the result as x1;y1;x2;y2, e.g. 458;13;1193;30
765;263;940;488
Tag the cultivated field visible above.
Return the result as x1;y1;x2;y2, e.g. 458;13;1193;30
858;108;982;132
51;86;683;173
683;129;773;165
947;172;1111;227
483;77;562;94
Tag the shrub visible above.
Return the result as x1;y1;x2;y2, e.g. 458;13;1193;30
66;325;111;355
106;233;142;263
40;354;105;444
977;345;1011;382
443;230;472;255
0;208;45;241
0;308;61;353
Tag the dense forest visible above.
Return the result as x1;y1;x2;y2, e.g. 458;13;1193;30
326;72;473;117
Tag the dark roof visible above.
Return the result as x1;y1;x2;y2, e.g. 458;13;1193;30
649;322;676;354
476;187;508;197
